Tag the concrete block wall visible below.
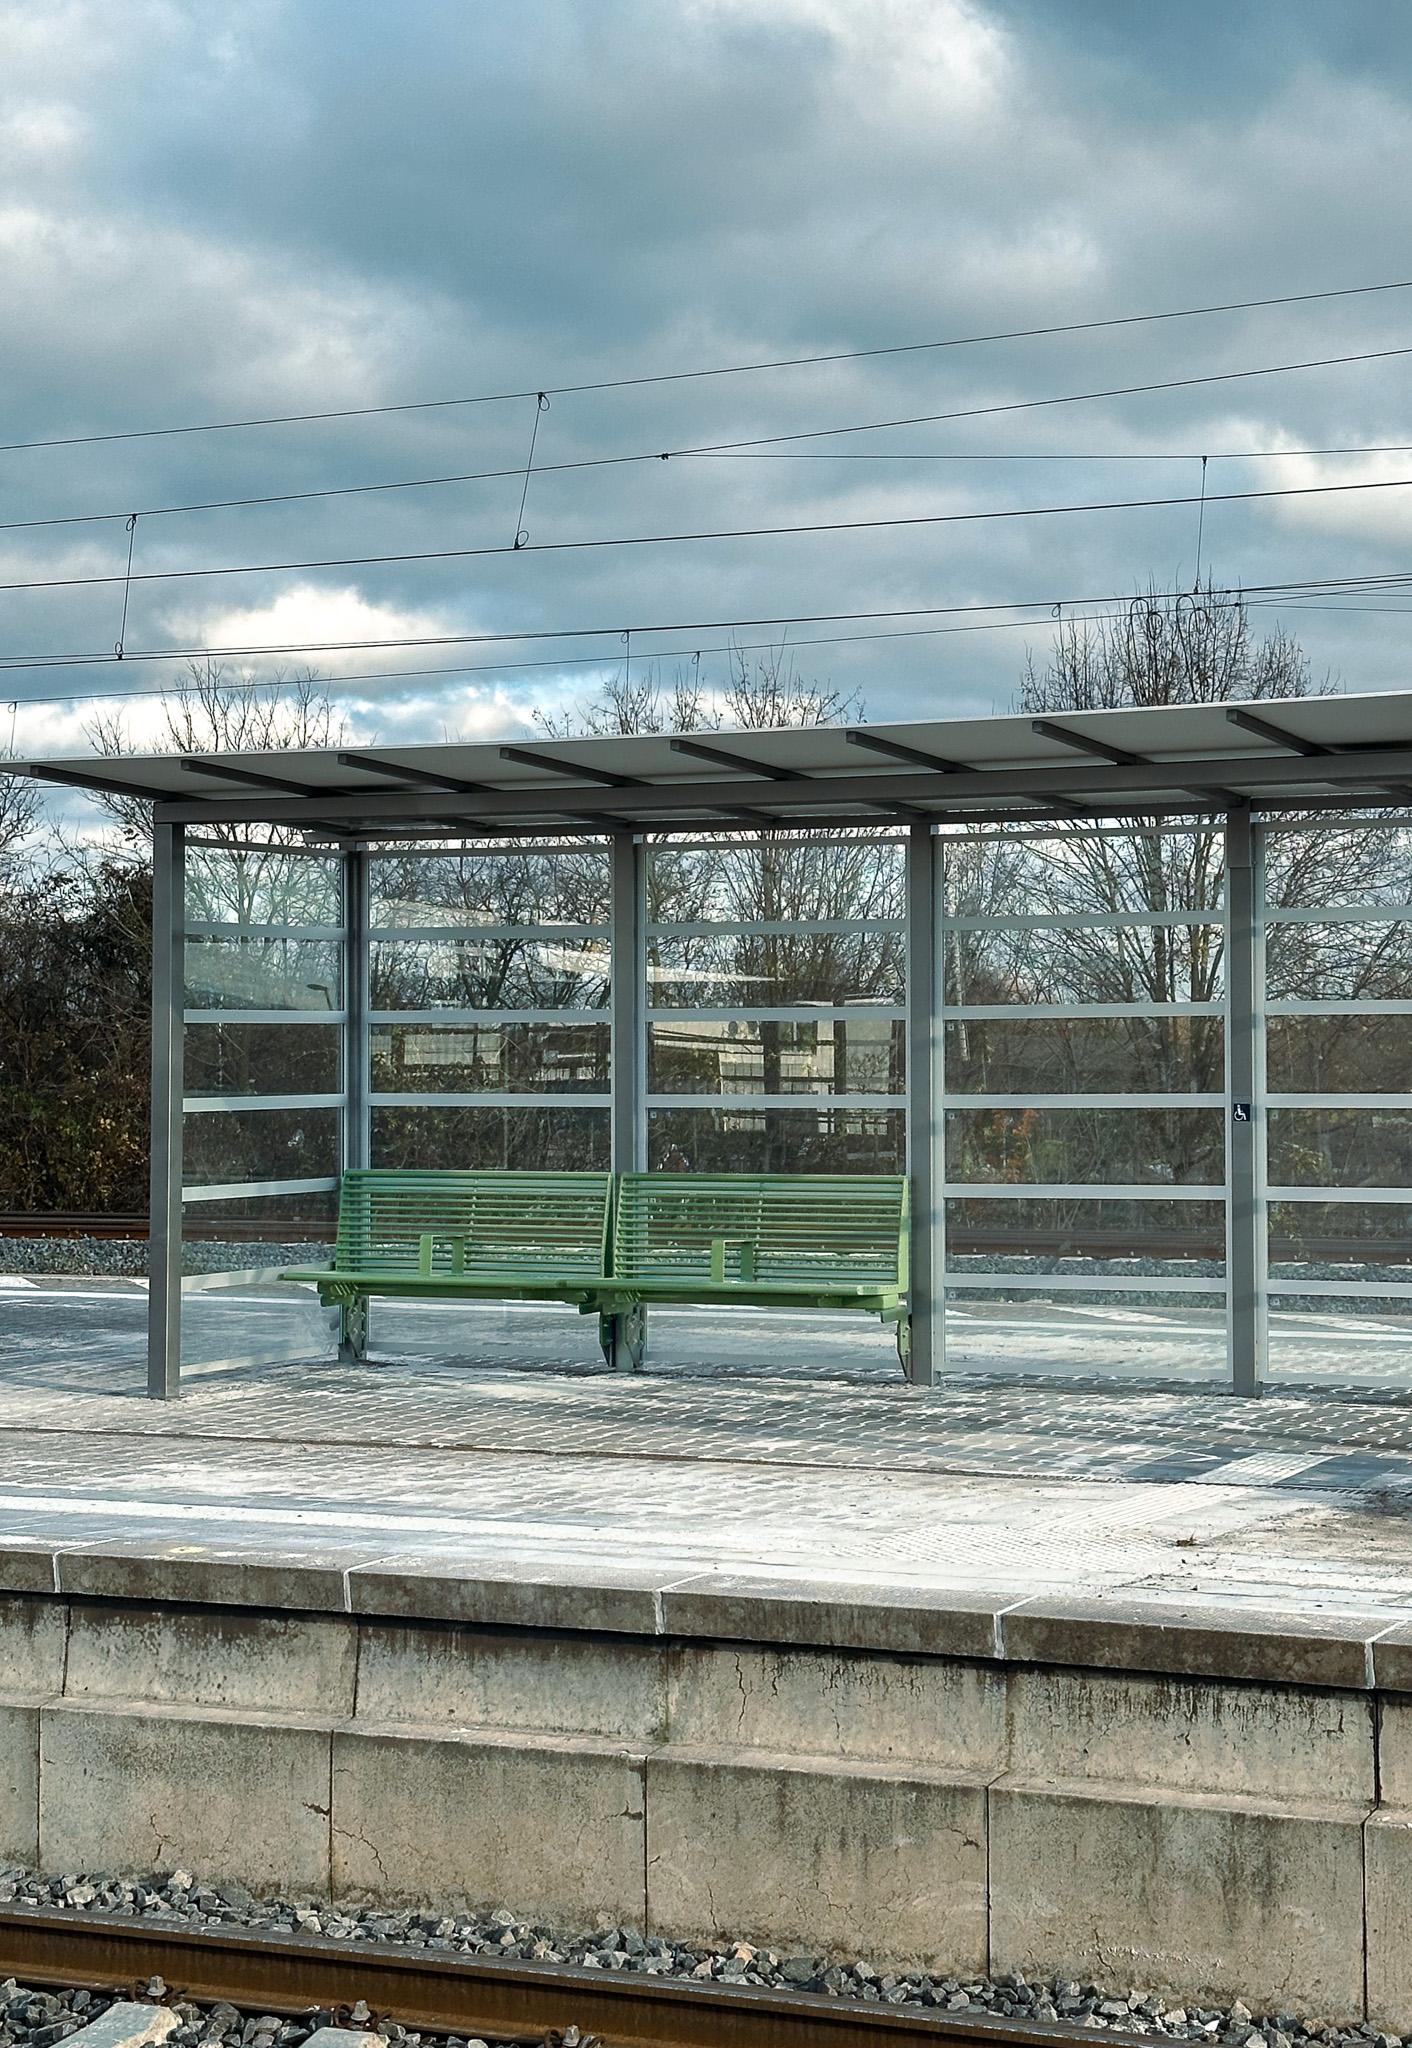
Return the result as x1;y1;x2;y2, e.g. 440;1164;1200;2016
2;1580;1411;2026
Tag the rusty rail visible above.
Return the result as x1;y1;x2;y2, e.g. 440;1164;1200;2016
0;1906;1146;2048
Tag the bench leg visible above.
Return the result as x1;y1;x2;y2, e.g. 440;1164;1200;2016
599;1303;646;1372
894;1314;911;1375
339;1295;370;1364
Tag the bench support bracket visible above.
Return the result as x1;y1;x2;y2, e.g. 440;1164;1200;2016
339;1294;370;1363
600;1302;646;1373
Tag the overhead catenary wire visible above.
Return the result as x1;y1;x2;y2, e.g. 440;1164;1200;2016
6;352;1412;538
6;592;1380;712
4;272;1412;455
5;567;1412;689
6;469;1412;600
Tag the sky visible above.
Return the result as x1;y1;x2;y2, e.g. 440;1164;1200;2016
7;0;1412;818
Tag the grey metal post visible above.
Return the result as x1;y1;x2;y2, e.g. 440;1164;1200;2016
339;846;372;1361
1225;806;1266;1396
344;847;371;1171
608;831;646;1368
147;819;185;1399
904;822;940;1386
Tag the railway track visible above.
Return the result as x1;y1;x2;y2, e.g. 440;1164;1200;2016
2;1213;1400;1266
0;1906;1141;2048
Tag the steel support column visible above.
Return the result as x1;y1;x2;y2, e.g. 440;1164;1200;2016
1225;807;1266;1395
904;823;940;1386
147;820;185;1399
609;831;646;1369
339;846;372;1361
344;847;372;1170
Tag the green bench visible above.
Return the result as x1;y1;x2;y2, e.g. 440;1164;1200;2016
280;1168;614;1362
589;1170;910;1369
282;1167;911;1370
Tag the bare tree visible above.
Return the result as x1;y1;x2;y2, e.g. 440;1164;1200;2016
945;578;1386;1218
0;763;40;886
535;640;862;741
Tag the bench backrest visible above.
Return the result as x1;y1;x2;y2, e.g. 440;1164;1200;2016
612;1172;908;1288
335;1169;613;1279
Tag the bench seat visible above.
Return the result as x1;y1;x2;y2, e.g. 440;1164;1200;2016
588;1170;911;1368
282;1167;913;1372
280;1168;615;1360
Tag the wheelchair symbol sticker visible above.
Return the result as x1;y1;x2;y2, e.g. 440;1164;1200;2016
1232;1102;1252;1122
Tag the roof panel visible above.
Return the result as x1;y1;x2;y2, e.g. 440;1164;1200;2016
12;686;1412;825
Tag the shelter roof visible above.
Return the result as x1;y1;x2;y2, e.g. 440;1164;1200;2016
15;688;1412;835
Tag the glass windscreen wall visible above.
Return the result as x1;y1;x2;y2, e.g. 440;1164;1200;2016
644;833;906;1173
367;844;611;1171
1264;819;1412;1389
939;823;1228;1382
179;843;343;1372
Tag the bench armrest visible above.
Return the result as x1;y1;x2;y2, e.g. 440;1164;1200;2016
418;1231;472;1276
709;1235;757;1283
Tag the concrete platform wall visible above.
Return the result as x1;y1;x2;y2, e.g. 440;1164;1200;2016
3;1586;1412;2028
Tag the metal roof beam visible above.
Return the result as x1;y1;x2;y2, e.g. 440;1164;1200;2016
498;744;646;789
16;760;181;804
844;729;970;773
1224;705;1412;804
337;750;494;796
847;725;1086;816
1034;717;1240;804
1031;718;1142;769
670;736;794;781
179;756;329;799
671;734;924;821
1224;707;1327;757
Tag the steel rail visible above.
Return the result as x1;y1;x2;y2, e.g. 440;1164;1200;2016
0;1906;1147;2048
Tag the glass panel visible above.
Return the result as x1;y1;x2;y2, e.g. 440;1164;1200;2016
648;1016;904;1097
371;1021;610;1094
942;1287;1227;1384
945;921;1224;1007
182;1187;339;1268
179;1187;337;1380
648;837;904;925
946;1015;1223;1094
1266;1295;1412;1389
647;935;903;1008
1265;824;1412;910
370;849;610;928
1269;1109;1412;1188
185;848;342;927
942;827;1225;918
647;1107;904;1173
947;1197;1226;1278
182;1107;340;1185
371;937;609;1011
371;1104;610;1171
185;936;341;1011
1270;1201;1412;1276
1268;1015;1412;1094
1267;920;1412;1002
946;1106;1223;1186
185;1022;341;1096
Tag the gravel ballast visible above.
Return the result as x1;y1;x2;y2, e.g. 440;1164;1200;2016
0;1978;545;2048
0;1867;1399;2046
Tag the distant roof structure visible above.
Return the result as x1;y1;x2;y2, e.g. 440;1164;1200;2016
15;689;1412;837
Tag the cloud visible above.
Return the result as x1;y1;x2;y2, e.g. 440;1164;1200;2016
6;0;1412;769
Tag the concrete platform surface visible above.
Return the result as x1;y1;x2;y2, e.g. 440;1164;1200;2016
0;1285;1410;1677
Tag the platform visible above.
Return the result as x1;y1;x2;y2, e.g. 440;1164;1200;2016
1;1280;1411;1643
5;1286;1412;2025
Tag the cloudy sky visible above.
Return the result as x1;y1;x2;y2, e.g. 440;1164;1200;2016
6;0;1412;796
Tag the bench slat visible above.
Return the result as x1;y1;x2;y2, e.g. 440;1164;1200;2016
331;1168;612;1282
